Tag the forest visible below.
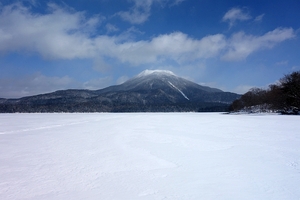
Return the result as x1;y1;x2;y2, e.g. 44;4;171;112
229;71;300;114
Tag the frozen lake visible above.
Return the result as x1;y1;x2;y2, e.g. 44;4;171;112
0;113;300;199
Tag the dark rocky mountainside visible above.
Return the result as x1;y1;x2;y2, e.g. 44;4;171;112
0;70;240;112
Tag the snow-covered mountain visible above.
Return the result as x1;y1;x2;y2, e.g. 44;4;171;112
106;69;222;93
0;70;240;112
97;70;238;104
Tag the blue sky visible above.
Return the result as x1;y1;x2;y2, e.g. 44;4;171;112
0;0;299;98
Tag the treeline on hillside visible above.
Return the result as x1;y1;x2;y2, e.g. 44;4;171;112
229;71;300;114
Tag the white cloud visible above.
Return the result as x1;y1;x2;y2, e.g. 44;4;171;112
116;26;145;42
222;28;295;61
254;14;265;22
105;23;119;33
0;3;296;68
222;8;251;28
0;3;101;59
2;3;221;66
103;32;226;66
117;0;154;24
117;0;185;24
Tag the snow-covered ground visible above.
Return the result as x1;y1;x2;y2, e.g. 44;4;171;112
0;113;299;200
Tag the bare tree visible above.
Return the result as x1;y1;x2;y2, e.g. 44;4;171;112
229;71;300;114
280;71;300;113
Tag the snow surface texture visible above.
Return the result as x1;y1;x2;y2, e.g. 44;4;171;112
0;113;300;200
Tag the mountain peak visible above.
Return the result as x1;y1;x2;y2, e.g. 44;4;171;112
136;69;176;78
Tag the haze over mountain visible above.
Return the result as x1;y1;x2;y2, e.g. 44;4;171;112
0;70;240;112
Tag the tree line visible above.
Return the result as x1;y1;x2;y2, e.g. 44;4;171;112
229;71;300;114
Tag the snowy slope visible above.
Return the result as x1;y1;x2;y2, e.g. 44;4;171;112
0;113;300;200
94;69;238;106
117;69;223;93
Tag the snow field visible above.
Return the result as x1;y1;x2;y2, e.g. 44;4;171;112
0;113;299;199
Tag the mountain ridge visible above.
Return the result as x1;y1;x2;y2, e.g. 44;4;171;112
0;70;240;112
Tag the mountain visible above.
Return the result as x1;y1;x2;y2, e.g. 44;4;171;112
0;70;240;112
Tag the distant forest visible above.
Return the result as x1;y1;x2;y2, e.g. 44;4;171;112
229;71;300;114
